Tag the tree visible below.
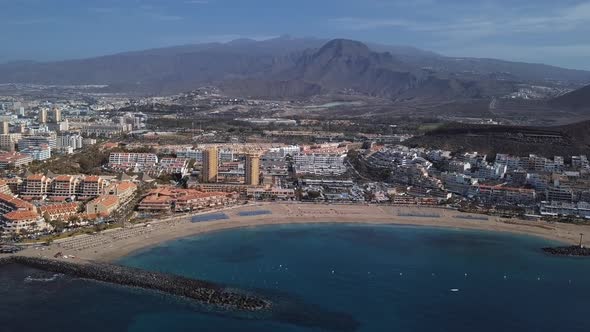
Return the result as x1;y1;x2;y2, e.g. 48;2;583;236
308;191;322;199
48;219;66;233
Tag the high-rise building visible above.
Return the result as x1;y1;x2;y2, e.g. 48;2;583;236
2;121;9;135
202;147;218;183
244;153;260;186
18;136;56;151
40;109;48;124
0;134;17;152
53;108;62;123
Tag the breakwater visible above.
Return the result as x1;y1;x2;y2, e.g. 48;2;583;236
0;256;270;311
543;246;590;257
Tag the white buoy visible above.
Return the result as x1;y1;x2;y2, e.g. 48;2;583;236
450;288;460;292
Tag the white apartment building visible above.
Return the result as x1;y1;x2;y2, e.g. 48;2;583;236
56;134;83;151
21;145;51;161
108;152;159;169
294;153;347;176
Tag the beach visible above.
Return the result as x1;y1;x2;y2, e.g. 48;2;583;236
17;203;590;262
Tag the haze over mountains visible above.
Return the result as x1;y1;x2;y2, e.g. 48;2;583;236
1;36;589;103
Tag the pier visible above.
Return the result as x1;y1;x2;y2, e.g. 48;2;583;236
0;256;270;312
542;246;590;257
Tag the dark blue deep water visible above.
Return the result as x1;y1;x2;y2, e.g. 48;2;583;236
3;224;590;332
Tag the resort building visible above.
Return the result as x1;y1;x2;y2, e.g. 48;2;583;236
108;152;158;169
39;202;80;221
0;180;13;195
138;188;235;213
246;187;295;200
294;152;347;176
0;192;47;236
157;158;190;175
104;181;137;203
50;175;79;199
540;201;590;219
2;210;49;235
0;193;36;214
21;174;52;199
78;176;108;199
176;148;203;162
193;183;249;194
474;185;536;204
85;195;120;216
21;144;51;161
0;151;32;169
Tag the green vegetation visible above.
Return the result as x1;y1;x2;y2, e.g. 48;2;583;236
27;145;112;175
417;122;445;133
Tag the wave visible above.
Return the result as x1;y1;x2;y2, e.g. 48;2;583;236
24;274;63;283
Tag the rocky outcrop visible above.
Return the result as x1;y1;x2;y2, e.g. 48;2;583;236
543;246;590;257
0;256;270;311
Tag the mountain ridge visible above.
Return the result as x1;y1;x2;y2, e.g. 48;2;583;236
0;37;589;98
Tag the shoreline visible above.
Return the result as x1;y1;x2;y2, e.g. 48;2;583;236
16;203;590;262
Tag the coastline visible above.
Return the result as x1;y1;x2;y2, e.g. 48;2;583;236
16;203;590;262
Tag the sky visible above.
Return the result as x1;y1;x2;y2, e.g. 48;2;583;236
1;0;589;70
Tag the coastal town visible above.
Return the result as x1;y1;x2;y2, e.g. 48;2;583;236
0;95;588;253
4;4;590;330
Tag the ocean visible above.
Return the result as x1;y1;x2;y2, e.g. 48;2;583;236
2;224;590;332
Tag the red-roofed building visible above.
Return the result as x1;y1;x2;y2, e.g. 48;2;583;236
85;195;119;216
2;210;50;235
39;202;80;221
474;185;536;204
21;174;52;199
0;192;36;214
50;175;79;198
78;175;107;199
0;151;33;169
138;187;235;213
105;181;137;203
0;192;50;236
0;179;13;195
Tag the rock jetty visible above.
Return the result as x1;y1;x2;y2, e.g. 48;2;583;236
543;246;590;257
0;256;270;311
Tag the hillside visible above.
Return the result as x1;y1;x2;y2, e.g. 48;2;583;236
406;121;590;157
550;85;590;110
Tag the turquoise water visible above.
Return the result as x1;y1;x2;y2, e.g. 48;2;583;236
2;224;590;331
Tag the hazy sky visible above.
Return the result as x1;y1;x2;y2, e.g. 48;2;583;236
1;0;589;70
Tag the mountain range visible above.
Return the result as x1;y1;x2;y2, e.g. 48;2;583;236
1;36;589;102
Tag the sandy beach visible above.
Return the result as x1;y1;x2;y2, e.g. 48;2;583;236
17;203;590;262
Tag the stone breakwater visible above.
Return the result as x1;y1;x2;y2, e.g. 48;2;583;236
0;256;270;311
543;246;590;257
